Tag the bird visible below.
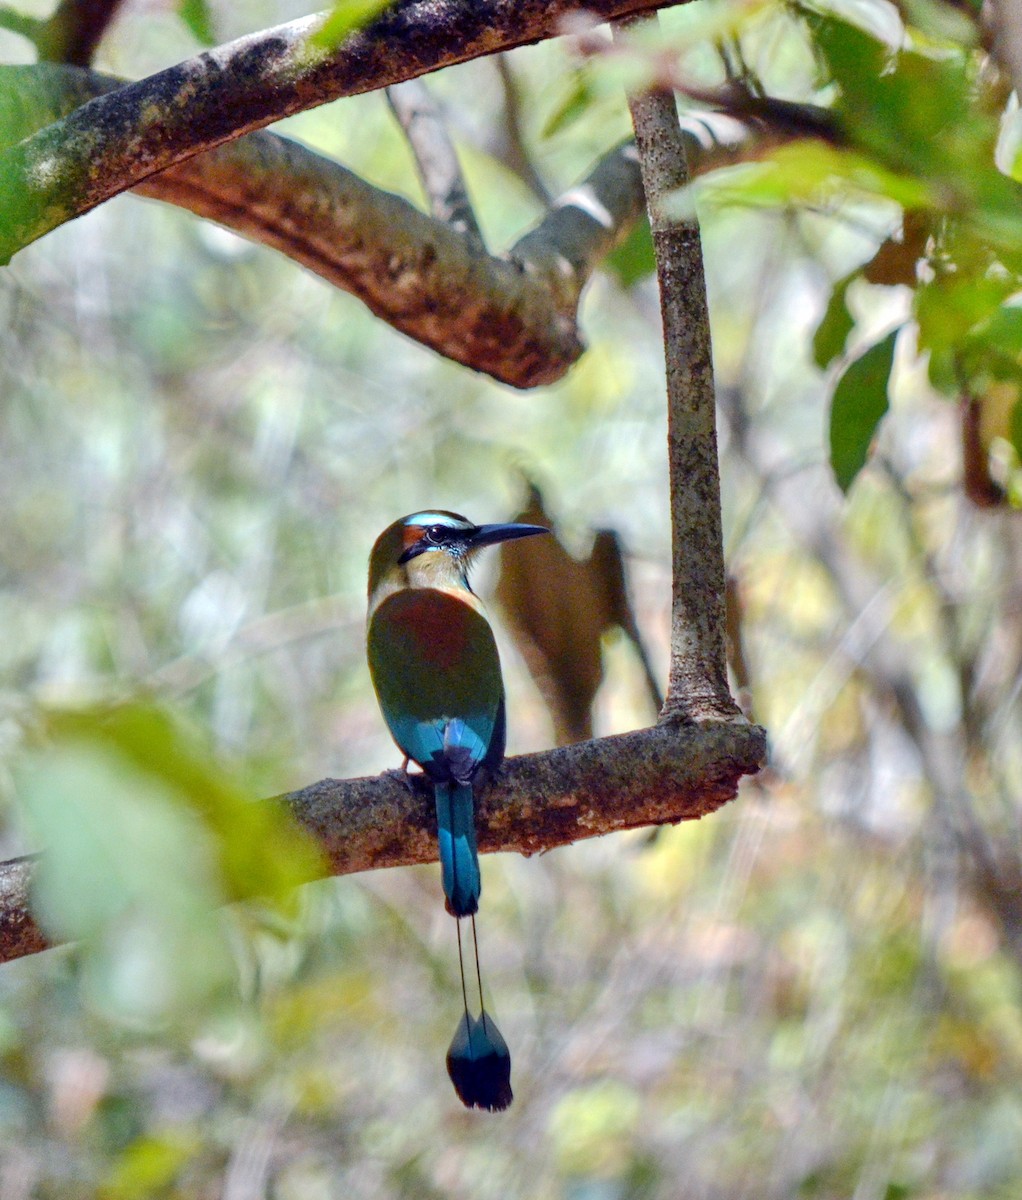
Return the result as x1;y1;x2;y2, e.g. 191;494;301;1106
366;510;548;1111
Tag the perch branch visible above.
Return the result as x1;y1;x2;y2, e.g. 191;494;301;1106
0;0;693;265
616;16;741;721
0;721;767;966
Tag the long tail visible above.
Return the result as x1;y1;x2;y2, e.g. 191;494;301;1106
446;916;513;1112
435;782;512;1110
435;781;480;918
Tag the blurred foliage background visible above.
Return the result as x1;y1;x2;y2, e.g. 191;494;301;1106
4;0;1022;1196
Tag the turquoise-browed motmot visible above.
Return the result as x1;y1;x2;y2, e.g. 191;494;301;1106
367;510;547;1111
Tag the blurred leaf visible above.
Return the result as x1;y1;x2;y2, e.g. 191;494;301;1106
45;704;323;907
16;744;224;944
862;210;929;287
916;273;1017;360
604;213;656;288
495;485;661;744
101;1131;199;1199
813;275;855;369
829;328;899;492
177;0;215;46
542;71;596;139
693;142;933;212
15;742;235;1021
311;0;392;50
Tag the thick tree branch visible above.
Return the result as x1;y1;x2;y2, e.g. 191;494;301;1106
0;63;644;387
617;17;741;722
0;0;691;265
0;721;767;966
0;64;836;387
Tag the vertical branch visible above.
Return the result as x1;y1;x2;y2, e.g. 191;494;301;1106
36;0;126;66
614;17;741;723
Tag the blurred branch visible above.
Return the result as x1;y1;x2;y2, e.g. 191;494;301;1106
722;376;1022;972
493;54;552;203
0;720;767;966
988;0;1022;98
617;16;741;722
0;7;40;44
0;0;125;65
386;78;485;251
36;0;126;66
0;0;692;265
961;393;1005;508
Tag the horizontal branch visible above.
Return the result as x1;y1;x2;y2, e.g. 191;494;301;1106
0;64;644;386
0;65;835;387
0;0;690;265
0;719;766;967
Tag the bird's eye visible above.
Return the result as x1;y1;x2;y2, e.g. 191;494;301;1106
425;525;447;544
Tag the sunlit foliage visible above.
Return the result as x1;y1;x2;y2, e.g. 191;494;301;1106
3;0;1022;1197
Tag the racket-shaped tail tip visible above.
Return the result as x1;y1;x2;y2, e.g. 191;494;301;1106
446;1011;513;1112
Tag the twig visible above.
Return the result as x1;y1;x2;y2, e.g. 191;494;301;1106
0;720;767;966
615;15;742;722
494;55;551;204
386;78;485;251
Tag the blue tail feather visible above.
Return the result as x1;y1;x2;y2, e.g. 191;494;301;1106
435;781;480;917
446;1010;513;1112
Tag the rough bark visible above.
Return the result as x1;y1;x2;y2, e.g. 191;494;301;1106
618;18;742;722
0;721;767;965
0;0;692;265
0;64;643;387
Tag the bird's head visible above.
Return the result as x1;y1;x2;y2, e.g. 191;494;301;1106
368;510;548;598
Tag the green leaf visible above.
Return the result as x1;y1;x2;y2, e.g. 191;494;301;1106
541;71;595;140
693;142;933;212
103;1132;199;1199
177;0;214;46
15;742;236;1021
44;705;323;907
311;0;392;50
813;275;856;369
17;744;222;944
829;329;900;492
604;214;656;288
